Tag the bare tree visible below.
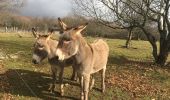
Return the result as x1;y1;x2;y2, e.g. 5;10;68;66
143;0;170;65
73;0;170;66
120;0;170;66
73;0;145;48
0;0;25;12
0;0;26;32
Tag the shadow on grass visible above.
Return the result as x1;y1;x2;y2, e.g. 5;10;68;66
0;39;30;47
1;69;79;100
108;55;154;67
108;55;129;66
119;45;138;49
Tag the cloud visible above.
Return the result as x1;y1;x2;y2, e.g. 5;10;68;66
20;0;72;18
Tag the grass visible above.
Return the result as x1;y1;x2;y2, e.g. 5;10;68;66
0;33;170;100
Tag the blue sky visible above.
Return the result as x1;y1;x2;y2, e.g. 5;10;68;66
20;0;72;18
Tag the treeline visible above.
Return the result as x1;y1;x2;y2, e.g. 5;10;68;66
57;15;159;41
0;12;159;40
0;12;57;32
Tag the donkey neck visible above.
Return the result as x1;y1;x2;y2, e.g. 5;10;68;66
75;35;93;64
47;39;58;59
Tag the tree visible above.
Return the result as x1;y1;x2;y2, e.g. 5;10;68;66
0;0;26;32
73;0;170;66
143;0;170;65
0;0;25;12
119;0;170;66
73;0;146;48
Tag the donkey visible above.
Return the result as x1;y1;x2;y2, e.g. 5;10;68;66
56;18;109;100
31;28;77;96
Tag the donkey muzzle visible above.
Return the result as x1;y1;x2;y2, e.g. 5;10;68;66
56;49;65;61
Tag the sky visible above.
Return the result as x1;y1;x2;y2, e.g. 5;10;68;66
20;0;72;18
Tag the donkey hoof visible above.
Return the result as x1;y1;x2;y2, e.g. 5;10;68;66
50;91;53;94
81;95;84;100
49;89;54;94
90;87;93;90
71;77;76;81
102;89;105;93
60;92;64;96
48;87;55;93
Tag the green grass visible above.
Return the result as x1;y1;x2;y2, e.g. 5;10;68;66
0;33;170;100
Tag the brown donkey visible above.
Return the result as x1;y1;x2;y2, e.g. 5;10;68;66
31;28;77;96
56;18;109;100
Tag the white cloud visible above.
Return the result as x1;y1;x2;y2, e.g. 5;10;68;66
20;0;72;18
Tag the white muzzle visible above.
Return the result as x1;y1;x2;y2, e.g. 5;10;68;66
56;49;65;61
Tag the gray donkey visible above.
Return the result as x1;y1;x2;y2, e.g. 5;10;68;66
56;18;109;100
31;28;77;96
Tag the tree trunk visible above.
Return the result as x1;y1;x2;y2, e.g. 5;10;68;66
125;28;133;48
140;27;158;61
137;33;140;41
5;26;8;32
156;30;169;66
142;27;169;66
156;47;169;66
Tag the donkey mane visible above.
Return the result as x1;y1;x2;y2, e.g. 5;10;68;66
76;34;87;46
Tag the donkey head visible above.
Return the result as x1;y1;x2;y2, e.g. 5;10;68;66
56;18;88;61
32;28;53;64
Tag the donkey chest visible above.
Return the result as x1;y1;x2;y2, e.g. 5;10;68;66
48;56;73;66
48;56;59;65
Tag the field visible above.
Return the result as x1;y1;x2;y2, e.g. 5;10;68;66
0;33;170;100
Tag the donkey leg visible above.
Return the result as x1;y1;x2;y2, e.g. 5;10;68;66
90;75;95;90
101;68;106;93
84;74;90;100
49;68;57;93
59;67;64;96
71;65;77;81
79;75;84;100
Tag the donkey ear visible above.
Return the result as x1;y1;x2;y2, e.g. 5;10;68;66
46;32;53;41
58;17;67;30
48;31;53;36
32;27;39;38
75;23;88;35
46;35;51;41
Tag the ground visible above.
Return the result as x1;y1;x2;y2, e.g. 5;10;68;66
0;33;170;100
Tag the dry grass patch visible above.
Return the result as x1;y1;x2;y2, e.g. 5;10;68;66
107;61;170;99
